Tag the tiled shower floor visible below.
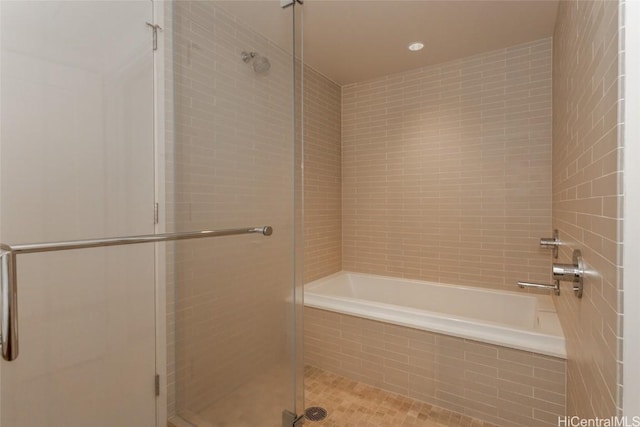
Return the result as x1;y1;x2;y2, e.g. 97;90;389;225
170;365;498;427
304;366;498;427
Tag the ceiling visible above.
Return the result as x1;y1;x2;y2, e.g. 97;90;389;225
219;0;559;85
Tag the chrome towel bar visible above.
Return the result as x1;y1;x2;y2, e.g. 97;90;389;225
0;225;273;362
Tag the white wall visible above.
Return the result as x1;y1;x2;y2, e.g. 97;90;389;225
0;2;157;425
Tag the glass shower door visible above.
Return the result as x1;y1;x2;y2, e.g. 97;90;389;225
170;1;304;426
0;1;157;425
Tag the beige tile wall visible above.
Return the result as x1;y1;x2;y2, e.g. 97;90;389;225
305;307;566;427
303;66;342;283
342;39;553;291
552;0;623;417
170;0;297;417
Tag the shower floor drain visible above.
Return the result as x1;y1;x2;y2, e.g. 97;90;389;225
304;406;328;422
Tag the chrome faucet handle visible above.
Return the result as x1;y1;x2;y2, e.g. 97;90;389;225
553;249;584;298
540;229;561;259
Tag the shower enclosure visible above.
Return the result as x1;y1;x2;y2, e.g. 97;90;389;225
0;1;304;426
168;1;304;425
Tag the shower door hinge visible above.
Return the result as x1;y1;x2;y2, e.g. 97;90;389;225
282;410;304;427
281;0;303;8
146;22;162;51
154;203;159;224
155;374;160;396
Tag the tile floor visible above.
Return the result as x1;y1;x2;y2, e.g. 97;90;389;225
304;366;499;427
170;365;499;427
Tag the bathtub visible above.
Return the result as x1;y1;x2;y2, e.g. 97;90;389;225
304;271;566;358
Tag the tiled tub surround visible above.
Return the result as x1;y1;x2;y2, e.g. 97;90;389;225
342;38;553;291
303;64;342;284
304;273;567;427
305;272;565;358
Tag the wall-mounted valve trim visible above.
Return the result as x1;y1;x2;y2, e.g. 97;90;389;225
540;229;561;259
552;249;584;298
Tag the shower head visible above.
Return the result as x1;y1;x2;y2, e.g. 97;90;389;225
252;55;271;74
241;51;271;74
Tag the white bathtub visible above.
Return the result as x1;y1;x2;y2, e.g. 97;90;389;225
304;271;566;358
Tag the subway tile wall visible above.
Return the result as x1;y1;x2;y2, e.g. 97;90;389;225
303;66;342;283
552;0;623;417
342;39;553;291
305;307;567;427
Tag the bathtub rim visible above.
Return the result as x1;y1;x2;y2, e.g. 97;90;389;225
304;271;567;359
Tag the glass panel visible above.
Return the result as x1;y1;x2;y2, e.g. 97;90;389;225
169;1;303;425
0;1;156;426
293;2;305;419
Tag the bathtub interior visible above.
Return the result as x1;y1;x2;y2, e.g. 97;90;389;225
305;271;566;358
306;271;546;330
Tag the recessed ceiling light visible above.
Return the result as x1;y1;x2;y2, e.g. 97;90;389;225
408;42;424;52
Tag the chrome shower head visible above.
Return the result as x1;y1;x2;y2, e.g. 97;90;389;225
252;55;271;73
241;51;271;74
